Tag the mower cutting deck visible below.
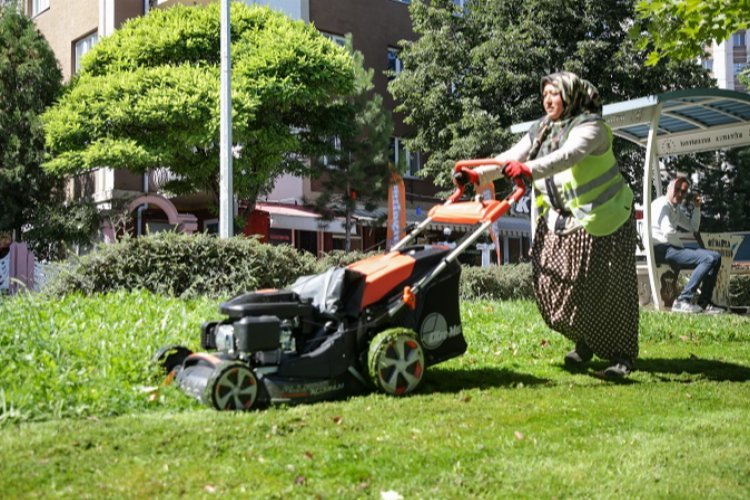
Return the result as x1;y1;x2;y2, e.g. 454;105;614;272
153;159;526;410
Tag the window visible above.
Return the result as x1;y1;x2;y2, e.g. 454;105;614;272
390;137;421;177
387;47;403;79
732;31;746;47
701;58;714;72
320;31;346;47
320;136;341;167
204;219;219;235
74;32;98;73
31;0;49;16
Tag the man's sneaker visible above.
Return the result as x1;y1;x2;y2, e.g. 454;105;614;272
702;303;727;315
564;341;594;367
672;299;702;314
602;358;633;380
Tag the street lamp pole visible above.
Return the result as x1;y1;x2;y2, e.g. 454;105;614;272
219;0;233;238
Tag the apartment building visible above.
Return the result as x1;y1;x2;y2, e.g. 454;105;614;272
702;30;748;92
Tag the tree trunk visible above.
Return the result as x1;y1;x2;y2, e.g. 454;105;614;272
345;179;352;252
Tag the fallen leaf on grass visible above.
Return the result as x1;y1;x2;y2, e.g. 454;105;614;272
295;475;306;485
514;431;525;440
204;485;216;494
332;416;343;425
381;491;404;500
304;451;314;460
539;339;549;347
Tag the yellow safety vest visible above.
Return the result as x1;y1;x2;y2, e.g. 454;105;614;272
535;124;632;236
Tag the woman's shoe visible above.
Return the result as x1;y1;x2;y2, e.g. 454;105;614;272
602;358;633;379
564;341;593;367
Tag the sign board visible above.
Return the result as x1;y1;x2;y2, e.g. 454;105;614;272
656;123;750;156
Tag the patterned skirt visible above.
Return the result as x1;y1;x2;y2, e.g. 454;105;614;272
531;217;640;360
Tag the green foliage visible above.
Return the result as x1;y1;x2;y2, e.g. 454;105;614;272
313;249;377;272
730;272;750;306
0;4;71;246
22;200;100;261
0;290;215;422
44;232;318;298
459;263;533;301
389;0;714;190
311;35;395;251
42;3;355;207
632;0;750;66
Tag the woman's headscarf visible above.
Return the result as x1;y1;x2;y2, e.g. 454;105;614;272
527;71;603;160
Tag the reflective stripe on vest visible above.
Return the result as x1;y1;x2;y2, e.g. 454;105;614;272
536;124;632;236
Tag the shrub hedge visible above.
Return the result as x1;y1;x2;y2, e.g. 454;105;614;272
459;263;534;301
45;232;318;298
45;234;537;301
47;233;748;306
730;272;750;307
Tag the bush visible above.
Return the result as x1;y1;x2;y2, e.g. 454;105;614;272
459;263;533;301
45;232;318;298
313;249;378;273
730;272;750;307
43;232;535;301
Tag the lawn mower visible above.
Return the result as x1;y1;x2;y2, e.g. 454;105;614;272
153;159;526;410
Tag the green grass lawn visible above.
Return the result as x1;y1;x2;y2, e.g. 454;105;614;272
1;292;750;498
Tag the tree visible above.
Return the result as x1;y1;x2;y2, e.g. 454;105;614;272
632;0;750;67
42;3;355;211
0;3;98;258
388;0;714;194
311;36;394;252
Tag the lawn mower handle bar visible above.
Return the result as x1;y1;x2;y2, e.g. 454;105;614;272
392;159;525;253
388;160;527;318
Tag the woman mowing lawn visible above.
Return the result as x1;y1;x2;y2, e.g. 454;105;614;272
455;71;639;379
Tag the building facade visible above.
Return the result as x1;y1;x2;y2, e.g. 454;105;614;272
702;30;748;92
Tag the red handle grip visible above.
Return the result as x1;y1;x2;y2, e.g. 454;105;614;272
448;158;507;203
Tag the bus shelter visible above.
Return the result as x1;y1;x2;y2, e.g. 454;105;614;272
511;88;750;311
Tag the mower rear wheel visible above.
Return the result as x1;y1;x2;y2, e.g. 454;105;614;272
203;361;258;411
367;328;425;396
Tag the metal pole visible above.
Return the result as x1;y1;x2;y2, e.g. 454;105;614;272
219;0;233;238
643;104;662;310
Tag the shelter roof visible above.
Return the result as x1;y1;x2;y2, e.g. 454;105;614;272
511;88;750;156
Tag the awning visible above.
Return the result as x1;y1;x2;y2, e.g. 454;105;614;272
255;202;350;234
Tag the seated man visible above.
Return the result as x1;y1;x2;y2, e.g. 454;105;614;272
651;176;724;314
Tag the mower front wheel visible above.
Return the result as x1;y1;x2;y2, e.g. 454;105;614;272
203;361;258;411
367;328;425;396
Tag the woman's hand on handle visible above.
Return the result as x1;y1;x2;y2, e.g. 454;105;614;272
502;161;531;179
452;167;480;187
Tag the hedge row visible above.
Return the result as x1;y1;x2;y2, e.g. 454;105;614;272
45;234;535;300
45;232;318;298
44;233;749;305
